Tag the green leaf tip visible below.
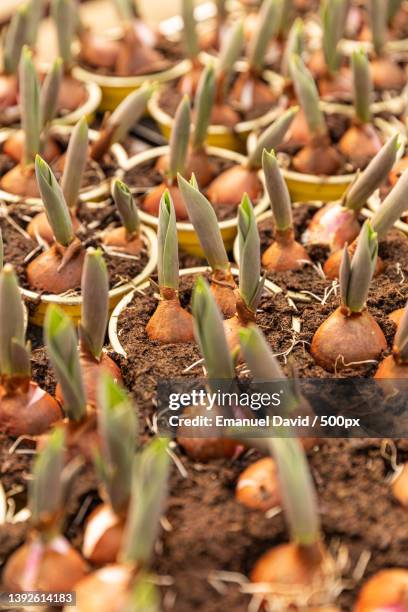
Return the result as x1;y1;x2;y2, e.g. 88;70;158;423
289;53;326;136
158;189;179;291
112;178;140;236
80;247;109;361
169;96;191;179
262;147;293;232
238;195;264;312
0;264;30;378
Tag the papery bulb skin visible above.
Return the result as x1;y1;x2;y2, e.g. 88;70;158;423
143;183;188;220
102;227;144;256
64;564;132;612
0;380;62;437
262;228;311;271
355;569;408;612
323;243;384;280
56;353;122;410
79;30;121;70
3;536;88;593
2;130;61;164
371;57;406;92
303;202;360;252
389;156;408;187
0;165;40;198
210;103;240;127
338;123;382;169
236;457;281;511
389;308;404;326
26;244;85;294
311;306;387;372
27;212;80;245
114;34;168;77
251;542;332;600
210;269;237;318
0;74;18;111
229;73;278;112
82;504;125;565
375;354;408;381
206;165;262;209
146;290;195;344
223;296;255;358
293;141;342;176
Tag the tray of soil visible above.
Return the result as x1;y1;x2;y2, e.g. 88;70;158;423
149;12;287;152
0;59;153;205
121;92;270;256
307;0;408;117
71;0;190;112
275;52;402;202
1;152;157;325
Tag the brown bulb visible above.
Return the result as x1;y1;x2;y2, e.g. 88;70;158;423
304;202;360;252
206;164;262;209
28;211;80;245
0;164;40;198
156;148;216;187
311;306;387;372
26;243;85;294
82;504;125;565
0;74;18;111
3;130;60;164
229;72;278;113
338;123;382;169
58;75;87;112
210;103;240;127
146;291;195;344
389;155;408;186
79;29;121;70
143;183;188;221
0;380;62;437
210;269;237;318
64;564;132;612
102;227;144;256
389;308;404;326
293;141;343;176
355;568;408;611
236;457;281;512
323;242;384;280
262;228;311;271
370;57;406;92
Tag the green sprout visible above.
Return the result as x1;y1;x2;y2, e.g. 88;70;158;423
35;155;74;247
113;0;138;22
120;438;170;567
368;0;387;56
371;168;408;239
394;301;408;363
168;95;191;180
0;265;30;379
351;49;373;125
182;0;199;60
79;248;109;362
29;427;66;531
388;0;403;23
26;0;45;48
279;0;293;35
96;373;138;515
124;574;160;612
51;0;79;67
239;324;286;381
40;57;63;129
91;85;154;162
248;0;283;74
44;305;87;421
177;174;230;273
247;106;298;169
216;20;244;96
321;0;348;74
112;179;140;238
340;220;378;313
192;277;235;382
20;47;41;165
192;64;216;152
0;228;3;271
158;190;179;292
61;117;89;210
238;195;265;314
281;18;304;78
3;4;29;75
289;54;327;137
262;148;293;232
343;133;400;212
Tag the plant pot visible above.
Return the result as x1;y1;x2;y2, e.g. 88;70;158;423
0;125;128;206
277;115;403;202
119;145;269;256
108;265;281;356
72;58;191;113
21;224;157;326
147;70;287;152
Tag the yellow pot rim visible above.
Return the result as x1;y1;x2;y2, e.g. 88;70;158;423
120;144;269;230
21;224;158;308
0;125;128;205
72;58;191;89
148;69;287;137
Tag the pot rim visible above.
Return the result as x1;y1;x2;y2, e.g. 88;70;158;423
0;125;128;205
148;69;287;136
319;86;408;119
21;223;158;308
52;79;102;126
280;115;405;186
108;264;280;356
72;57;191;89
120;144;270;230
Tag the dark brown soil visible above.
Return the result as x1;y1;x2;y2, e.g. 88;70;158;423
124;154;249;221
0;200;149;296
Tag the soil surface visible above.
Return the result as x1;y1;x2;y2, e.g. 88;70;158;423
124;153;252;221
1;206;408;610
0;199;149;299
